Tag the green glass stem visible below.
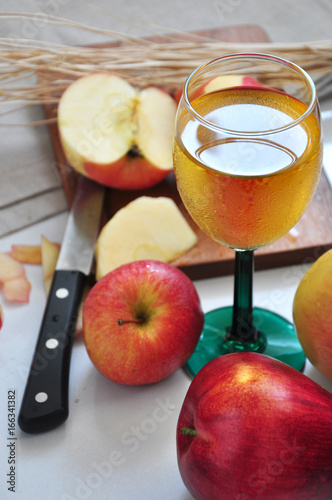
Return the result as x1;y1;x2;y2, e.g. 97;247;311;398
184;246;305;378
224;250;267;352
232;250;256;340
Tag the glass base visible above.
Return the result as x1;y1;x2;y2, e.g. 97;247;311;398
185;306;306;378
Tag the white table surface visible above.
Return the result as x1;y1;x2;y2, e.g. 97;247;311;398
1;213;332;500
1;2;332;499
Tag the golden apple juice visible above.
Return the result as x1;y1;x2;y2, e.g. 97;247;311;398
173;87;322;250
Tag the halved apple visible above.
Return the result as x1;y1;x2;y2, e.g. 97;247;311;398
58;73;177;190
95;196;197;280
0;253;31;303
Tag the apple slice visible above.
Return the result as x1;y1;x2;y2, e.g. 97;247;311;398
0;253;31;303
3;277;31;303
95;196;197;280
0;253;26;282
58;73;177;190
10;244;42;264
41;236;61;296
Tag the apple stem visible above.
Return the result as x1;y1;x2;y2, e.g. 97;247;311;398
118;317;145;326
180;427;197;437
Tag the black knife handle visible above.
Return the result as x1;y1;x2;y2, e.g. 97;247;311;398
18;270;86;434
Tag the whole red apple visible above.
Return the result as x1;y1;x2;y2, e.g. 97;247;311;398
82;260;204;385
177;352;332;500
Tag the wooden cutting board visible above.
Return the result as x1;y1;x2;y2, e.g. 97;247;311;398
43;25;332;280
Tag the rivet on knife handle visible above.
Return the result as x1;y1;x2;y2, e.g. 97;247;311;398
18;269;86;433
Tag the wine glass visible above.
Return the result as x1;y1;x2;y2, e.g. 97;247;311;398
173;53;323;377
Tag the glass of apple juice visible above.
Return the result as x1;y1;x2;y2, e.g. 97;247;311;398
173;53;323;377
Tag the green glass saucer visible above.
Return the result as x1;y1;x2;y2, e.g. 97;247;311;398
185;306;305;378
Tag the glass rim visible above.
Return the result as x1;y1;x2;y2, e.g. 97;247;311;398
183;52;317;137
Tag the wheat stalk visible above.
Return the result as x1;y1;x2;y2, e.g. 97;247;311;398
1;13;332;124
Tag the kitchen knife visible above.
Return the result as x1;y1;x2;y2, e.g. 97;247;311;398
18;176;105;434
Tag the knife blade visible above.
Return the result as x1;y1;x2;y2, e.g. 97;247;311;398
18;176;105;434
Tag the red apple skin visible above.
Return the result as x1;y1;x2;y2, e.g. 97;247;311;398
84;155;172;190
177;352;332;500
82;260;204;385
173;85;184;105
242;76;266;87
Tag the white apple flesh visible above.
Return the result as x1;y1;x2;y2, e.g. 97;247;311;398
95;196;197;280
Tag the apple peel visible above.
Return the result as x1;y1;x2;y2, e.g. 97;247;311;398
3;277;31;303
10;244;42;264
0;253;31;303
95;196;198;280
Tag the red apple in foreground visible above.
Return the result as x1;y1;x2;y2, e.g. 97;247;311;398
82;260;204;385
177;352;332;500
58;73;177;190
